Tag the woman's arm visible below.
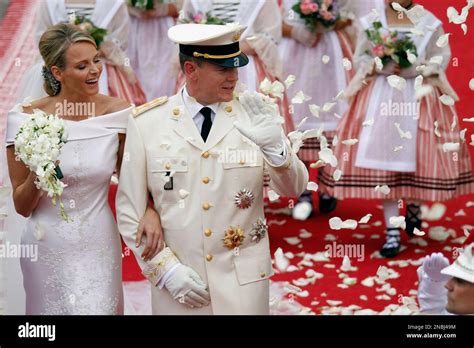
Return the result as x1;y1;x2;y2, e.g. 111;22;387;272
6;146;43;217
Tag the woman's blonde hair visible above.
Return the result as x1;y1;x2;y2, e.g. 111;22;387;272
39;23;97;96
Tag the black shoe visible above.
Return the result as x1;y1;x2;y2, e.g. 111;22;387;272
319;194;337;214
405;203;422;237
380;228;401;258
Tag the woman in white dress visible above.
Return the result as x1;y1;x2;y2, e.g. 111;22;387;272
17;0;147;106
127;0;183;100
5;24;161;314
279;0;356;220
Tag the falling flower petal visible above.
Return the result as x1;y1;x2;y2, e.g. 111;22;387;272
310;160;326;169
429;56;443;65
333;169;342;181
436;33;451;48
375;185;391;195
307;181;319;192
322;102;337;112
322;55;330;64
292;90;311;104
34;222;45;241
406;50;417;64
413;227;425;236
406;5;426;24
341;139;358;146
442;142;460;152
416;85;433;99
363;118;374;127
387;75;407;91
461;24;468;35
308;104;321;118
394;146;403;152
296;117;308;130
342;58;352;71
284;74;296;88
374;57;383;71
268;190;280;202
394;122;412;139
274;248;290;272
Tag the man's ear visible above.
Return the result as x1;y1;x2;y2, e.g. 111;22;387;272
184;61;198;80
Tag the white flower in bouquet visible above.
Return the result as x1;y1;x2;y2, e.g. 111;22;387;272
14;109;70;221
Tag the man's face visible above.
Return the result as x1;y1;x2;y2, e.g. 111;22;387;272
445;277;474;314
187;61;238;105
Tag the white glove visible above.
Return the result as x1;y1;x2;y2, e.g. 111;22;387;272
164;264;211;308
419;252;451;283
291;25;319;47
234;92;285;155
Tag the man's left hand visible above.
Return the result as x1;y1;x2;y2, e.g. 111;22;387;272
234;91;285;155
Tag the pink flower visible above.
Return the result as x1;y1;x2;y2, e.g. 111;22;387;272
300;2;313;15
320;9;333;20
193;12;204;23
309;2;319;12
372;44;385;57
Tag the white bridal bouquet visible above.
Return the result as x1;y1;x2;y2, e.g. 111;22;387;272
14;109;70;221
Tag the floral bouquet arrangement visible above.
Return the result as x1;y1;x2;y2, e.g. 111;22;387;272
292;0;339;31
70;15;107;47
128;0;155;10
185;11;225;25
14;110;70;221
365;21;418;68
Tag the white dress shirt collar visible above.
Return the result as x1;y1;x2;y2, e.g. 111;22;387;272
182;86;220;121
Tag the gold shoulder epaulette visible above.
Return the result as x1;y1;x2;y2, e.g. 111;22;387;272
133;96;168;117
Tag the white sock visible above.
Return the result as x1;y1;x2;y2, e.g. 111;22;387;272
383;200;400;229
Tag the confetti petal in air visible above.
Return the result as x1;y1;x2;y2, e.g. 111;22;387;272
333;169;342;181
322;55;330;64
413;228;425;236
429;56;443;65
322;102;336;113
434;121;441;137
307;181;319;192
406;50;417;64
284;75;296;88
359;214;373;224
436;33;451;48
292;90;311;104
341;139;358;146
394;122;412;139
342;58;352;71
374;57;383;71
375;185;391;195
309;104;321;118
179;189;190;199
442;142;460;152
387;75;407;91
268;190;280;202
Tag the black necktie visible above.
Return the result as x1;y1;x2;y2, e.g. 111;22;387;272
200;107;213;142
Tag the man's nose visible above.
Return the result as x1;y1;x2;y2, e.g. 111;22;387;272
227;68;238;81
445;278;454;291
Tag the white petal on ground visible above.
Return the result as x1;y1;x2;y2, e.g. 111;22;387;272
428;226;452;242
284;237;302;246
461;23;468;35
376;265;390;282
359;214;373;224
470;78;474;90
307;181;319;192
413;227;425;236
310;160;326;169
421;203;447;221
299;229;312;239
340;255;352;272
324;233;338;241
362;277;375;287
296;117;308;130
267;190;280;202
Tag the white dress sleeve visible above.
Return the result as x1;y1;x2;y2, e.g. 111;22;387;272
245;0;283;80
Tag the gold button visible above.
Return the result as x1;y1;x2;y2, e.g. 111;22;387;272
260;272;266;278
239;159;245;165
204;228;212;237
202;203;210;210
202;176;210;184
225;105;232;113
165;163;171;170
206;254;213;262
202;151;210;159
173;108;180;116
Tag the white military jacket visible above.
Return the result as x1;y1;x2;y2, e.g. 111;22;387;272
116;92;308;314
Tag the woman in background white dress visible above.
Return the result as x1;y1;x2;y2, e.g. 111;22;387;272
127;0;183;100
5;24;161;314
17;0;147;106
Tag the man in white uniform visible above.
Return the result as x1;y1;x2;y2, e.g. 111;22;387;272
418;244;474;315
116;24;308;314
